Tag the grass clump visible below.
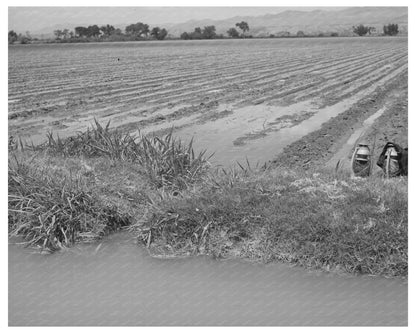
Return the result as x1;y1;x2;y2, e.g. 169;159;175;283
36;119;140;159
136;168;407;277
31;119;210;189
8;155;131;251
136;134;211;188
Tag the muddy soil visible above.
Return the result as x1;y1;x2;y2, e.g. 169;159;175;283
271;72;408;171
360;91;408;166
8;38;408;168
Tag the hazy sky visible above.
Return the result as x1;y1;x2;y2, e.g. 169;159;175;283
8;6;346;33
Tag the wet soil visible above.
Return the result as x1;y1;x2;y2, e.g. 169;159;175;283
271;71;408;171
9;38;407;153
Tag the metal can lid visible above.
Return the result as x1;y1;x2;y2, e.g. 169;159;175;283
357;147;370;155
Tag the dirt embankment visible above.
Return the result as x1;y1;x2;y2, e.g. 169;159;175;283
271;72;408;171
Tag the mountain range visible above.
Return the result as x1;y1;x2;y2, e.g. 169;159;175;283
29;7;408;38
165;7;408;37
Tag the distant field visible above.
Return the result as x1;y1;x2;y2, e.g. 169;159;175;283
8;38;408;166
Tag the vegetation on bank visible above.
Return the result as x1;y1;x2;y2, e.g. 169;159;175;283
8;121;210;250
8;155;131;251
8;122;407;277
137;167;407;277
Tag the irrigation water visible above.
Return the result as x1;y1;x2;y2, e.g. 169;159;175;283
9;232;407;326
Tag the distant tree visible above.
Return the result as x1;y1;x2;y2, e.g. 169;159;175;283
383;23;399;36
192;27;203;39
158;28;168;40
75;26;89;37
276;31;290;37
180;32;190;40
17;33;31;44
202;25;217;39
125;22;150;38
181;26;216;40
8;30;18;44
74;26;83;37
100;24;116;36
62;29;70;39
150;27;168;40
296;30;305;37
54;29;69;40
150;27;158;39
54;29;64;40
227;27;240;38
236;21;249;36
352;24;372;36
86;25;100;37
125;24;134;35
330;32;339;37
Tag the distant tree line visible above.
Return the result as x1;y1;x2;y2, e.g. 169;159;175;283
268;31;338;38
352;24;376;36
8;20;403;45
8;21;170;44
180;21;251;40
71;22;168;41
352;23;400;36
180;26;219;40
8;30;32;44
383;23;399;36
179;20;402;40
227;21;250;38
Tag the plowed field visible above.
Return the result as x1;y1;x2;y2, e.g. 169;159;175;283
8;37;408;167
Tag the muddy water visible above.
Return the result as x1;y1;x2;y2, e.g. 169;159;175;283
170;99;352;167
9;233;407;326
172;63;407;167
